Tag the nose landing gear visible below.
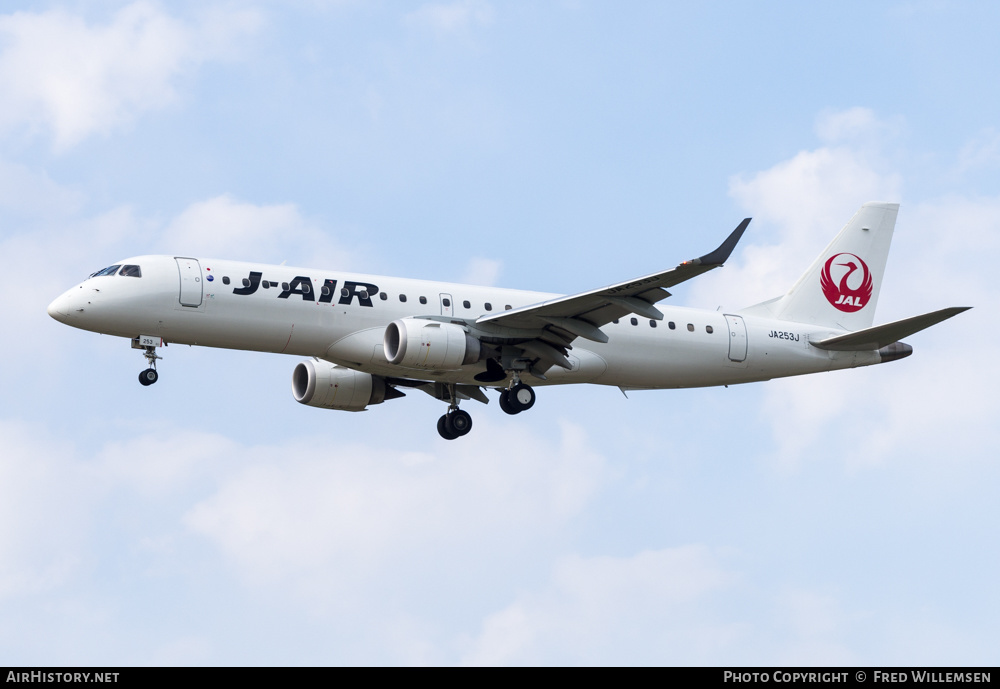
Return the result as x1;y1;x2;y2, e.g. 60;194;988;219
138;344;161;386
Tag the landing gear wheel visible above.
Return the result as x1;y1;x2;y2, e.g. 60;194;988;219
499;389;520;415
437;414;459;440
139;368;158;386
449;409;473;436
510;383;535;411
437;409;472;439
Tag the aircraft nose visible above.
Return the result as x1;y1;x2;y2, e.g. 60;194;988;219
47;290;76;323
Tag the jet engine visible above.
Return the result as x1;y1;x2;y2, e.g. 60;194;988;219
292;360;387;412
383;318;483;370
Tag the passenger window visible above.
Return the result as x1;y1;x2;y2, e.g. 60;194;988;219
463;300;471;309
687;323;695;332
359;290;369;300
380;292;388;301
505;305;512;310
119;265;141;278
613;319;619;324
442;298;451;307
341;288;350;298
322;285;331;296
243;278;251;287
281;282;289;291
262;281;270;289
419;296;427;305
668;322;676;330
222;276;230;285
630;317;638;326
650;320;657;328
706;325;714;334
485;302;492;311
399;294;407;302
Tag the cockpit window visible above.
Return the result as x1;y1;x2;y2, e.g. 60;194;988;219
89;265;121;278
119;265;142;277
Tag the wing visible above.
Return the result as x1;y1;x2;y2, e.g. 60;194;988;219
466;218;750;379
477;218;750;342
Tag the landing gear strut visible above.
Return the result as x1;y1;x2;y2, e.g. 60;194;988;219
437;383;473;440
138;345;161;386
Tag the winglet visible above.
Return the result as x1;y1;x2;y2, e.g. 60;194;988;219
691;218;751;267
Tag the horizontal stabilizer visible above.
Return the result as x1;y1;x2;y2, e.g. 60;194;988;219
809;306;971;351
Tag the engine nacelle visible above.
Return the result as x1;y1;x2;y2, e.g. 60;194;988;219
383;318;483;370
292;360;386;412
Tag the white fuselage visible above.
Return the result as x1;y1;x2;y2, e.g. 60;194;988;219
47;255;881;391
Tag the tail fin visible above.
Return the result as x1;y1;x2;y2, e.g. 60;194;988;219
741;202;899;330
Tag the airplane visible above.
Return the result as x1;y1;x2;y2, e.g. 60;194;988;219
47;202;969;439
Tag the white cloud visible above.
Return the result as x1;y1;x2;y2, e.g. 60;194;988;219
460;545;735;665
692;143;902;312
815;107;903;146
770;589;858;665
96;430;240;499
0;2;261;150
730;148;902;241
0;160;85;217
158;194;356;269
184;419;606;601
405;0;495;36
0;421;93;599
955;128;1000;174
460;257;502;286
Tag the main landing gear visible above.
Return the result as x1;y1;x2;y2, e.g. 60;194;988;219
138;345;161;386
436;382;474;440
437;408;473;440
434;374;537;440
499;372;535;415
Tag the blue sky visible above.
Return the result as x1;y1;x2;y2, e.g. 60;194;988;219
1;0;997;665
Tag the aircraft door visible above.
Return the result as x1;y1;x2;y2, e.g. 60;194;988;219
725;314;747;362
440;293;453;317
175;257;203;307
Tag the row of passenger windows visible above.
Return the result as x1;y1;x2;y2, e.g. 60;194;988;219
226;276;712;330
227;276;516;311
613;317;714;334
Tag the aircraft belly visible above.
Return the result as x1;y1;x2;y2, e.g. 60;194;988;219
590;330;732;388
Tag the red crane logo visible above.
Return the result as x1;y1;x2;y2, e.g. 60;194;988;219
820;253;872;312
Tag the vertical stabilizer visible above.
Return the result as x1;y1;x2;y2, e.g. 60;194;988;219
743;202;899;331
